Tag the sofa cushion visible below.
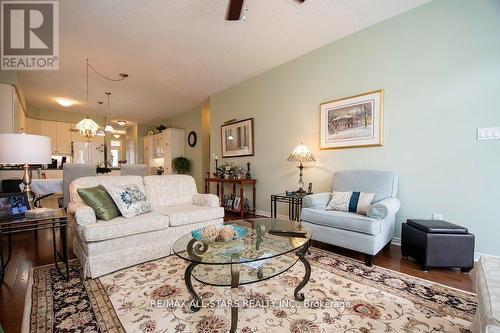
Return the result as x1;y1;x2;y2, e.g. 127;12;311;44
332;170;398;202
326;191;375;215
77;211;169;242
144;175;197;208
77;185;121;221
70;175;145;203
155;204;224;227
105;184;152;218
301;208;381;235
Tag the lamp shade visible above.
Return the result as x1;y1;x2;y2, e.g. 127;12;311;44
0;133;52;164
287;143;316;162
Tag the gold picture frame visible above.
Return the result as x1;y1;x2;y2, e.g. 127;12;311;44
320;90;384;150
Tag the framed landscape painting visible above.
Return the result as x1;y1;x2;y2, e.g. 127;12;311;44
221;118;254;157
320;90;384;149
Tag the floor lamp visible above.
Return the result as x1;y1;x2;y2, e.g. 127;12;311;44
0;134;52;209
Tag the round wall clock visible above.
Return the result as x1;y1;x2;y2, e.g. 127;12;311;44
188;131;197;147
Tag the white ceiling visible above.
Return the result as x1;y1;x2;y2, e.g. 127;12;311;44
19;0;430;124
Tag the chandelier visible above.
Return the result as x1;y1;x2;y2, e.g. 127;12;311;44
73;59;101;139
73;59;128;139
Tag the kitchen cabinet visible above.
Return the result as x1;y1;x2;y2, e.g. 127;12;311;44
25;117;41;135
40;120;58;152
57;122;73;154
40;120;76;155
0;83;25;133
144;129;185;175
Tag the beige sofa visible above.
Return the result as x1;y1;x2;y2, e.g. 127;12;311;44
68;175;224;278
472;256;500;333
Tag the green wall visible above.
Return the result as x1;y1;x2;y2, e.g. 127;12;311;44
210;0;500;255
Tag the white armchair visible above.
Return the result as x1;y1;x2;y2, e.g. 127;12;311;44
301;170;400;266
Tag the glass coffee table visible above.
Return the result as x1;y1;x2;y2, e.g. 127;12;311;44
172;218;311;333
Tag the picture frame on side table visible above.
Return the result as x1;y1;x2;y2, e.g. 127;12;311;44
320;90;383;149
233;196;241;210
221;118;254;157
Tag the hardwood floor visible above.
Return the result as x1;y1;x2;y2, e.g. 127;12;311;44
0;213;475;333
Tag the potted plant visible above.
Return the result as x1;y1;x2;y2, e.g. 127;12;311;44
172;157;191;174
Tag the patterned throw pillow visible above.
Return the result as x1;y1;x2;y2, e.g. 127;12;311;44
104;184;152;218
326;191;375;215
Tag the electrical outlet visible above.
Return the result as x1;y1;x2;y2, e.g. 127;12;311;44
432;213;443;220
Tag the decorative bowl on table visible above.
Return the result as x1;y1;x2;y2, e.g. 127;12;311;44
191;224;248;244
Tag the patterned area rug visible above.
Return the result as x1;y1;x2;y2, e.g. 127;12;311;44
25;248;476;332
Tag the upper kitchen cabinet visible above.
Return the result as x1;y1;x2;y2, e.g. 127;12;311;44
40;120;58;152
0;83;26;133
25;117;41;135
40;120;74;155
144;129;185;175
57;122;73;154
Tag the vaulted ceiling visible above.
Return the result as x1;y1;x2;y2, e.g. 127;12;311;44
18;0;430;124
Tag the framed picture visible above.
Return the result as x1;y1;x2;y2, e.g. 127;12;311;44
320;90;383;149
233;197;241;210
221;118;254;158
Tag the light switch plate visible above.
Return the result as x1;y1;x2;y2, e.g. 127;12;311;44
477;127;500;141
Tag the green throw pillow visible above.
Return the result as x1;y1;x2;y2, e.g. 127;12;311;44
77;185;121;221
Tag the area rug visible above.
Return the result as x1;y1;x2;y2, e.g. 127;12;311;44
24;248;476;333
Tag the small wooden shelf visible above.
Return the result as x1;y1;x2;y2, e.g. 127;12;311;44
205;177;257;218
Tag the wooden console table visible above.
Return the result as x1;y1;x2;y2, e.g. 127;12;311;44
205;177;256;218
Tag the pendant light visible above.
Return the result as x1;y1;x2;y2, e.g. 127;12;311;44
74;58;101;139
104;91;114;132
96;101;106;136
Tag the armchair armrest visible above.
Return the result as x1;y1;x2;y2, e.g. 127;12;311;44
68;202;97;226
193;193;220;208
367;197;401;220
303;193;332;210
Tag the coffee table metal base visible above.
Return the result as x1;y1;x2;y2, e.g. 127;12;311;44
183;242;311;333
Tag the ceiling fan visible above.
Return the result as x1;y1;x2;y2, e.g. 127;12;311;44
226;0;305;21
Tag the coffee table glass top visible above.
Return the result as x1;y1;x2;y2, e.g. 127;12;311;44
172;218;310;265
173;218;311;286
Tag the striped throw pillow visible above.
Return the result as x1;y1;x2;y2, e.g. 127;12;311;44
325;191;375;215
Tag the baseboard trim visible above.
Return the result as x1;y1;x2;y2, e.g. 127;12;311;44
255;211;498;262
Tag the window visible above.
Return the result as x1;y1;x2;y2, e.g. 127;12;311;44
110;140;121;167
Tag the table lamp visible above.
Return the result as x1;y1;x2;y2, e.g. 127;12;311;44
0;134;52;208
287;143;316;194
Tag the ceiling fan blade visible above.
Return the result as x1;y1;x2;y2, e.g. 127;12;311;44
226;0;244;21
296;0;305;2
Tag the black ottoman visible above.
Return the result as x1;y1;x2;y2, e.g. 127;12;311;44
401;219;474;272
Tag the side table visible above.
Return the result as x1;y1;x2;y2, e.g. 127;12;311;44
0;208;70;284
205;177;257;218
271;193;310;221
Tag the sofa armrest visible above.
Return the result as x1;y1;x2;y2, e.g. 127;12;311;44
193;193;220;208
68;202;97;226
303;193;332;210
367;198;401;220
